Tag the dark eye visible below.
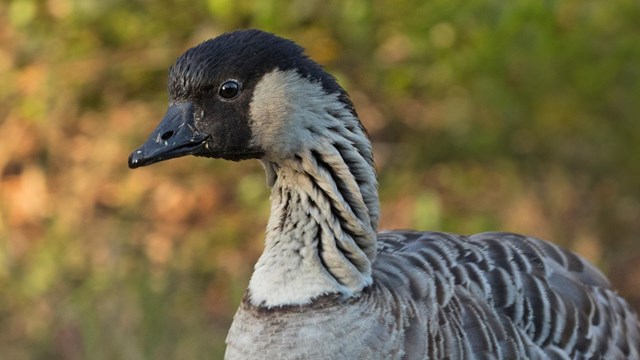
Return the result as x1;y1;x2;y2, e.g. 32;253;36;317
219;80;240;99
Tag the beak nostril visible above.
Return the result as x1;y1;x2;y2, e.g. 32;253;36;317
161;131;174;141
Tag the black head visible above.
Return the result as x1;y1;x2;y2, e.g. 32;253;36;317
128;29;349;168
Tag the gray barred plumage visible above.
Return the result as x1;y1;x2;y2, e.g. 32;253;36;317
128;29;640;359
228;230;640;359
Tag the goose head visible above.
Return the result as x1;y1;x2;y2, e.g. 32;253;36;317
128;29;356;168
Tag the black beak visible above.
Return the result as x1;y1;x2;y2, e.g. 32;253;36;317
128;102;209;169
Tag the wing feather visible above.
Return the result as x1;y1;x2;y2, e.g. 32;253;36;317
374;230;640;358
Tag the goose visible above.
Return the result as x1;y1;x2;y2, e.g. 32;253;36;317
128;29;640;359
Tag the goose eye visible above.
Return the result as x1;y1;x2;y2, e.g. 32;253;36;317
219;80;240;99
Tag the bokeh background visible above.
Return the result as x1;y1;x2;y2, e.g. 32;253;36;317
1;0;639;358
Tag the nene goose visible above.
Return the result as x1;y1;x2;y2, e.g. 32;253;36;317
129;29;640;359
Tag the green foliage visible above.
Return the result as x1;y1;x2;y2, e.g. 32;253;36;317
1;0;639;358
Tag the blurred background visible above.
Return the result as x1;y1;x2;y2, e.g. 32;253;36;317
1;0;639;358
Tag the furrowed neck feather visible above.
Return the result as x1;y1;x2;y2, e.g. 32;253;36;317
247;69;379;307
